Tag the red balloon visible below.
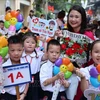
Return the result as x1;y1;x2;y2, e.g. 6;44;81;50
11;10;19;17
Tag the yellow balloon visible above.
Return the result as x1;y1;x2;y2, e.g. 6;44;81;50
9;17;17;25
60;64;67;73
98;75;100;82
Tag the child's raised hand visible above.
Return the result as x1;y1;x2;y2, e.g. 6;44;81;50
39;34;46;42
75;68;85;78
55;30;63;37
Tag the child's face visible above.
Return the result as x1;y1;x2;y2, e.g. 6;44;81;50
91;42;100;66
24;37;36;54
0;23;4;29
8;43;23;63
47;44;60;63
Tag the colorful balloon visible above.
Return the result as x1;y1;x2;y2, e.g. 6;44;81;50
64;71;72;79
0;36;8;48
53;58;74;79
4;21;10;28
9;17;17;25
62;58;70;66
4;10;23;32
90;77;100;87
67;63;74;72
8;25;16;31
5;13;12;21
0;46;8;58
15;22;22;30
96;64;100;73
11;10;19;17
90;64;100;87
90;67;99;77
60;65;67;73
53;66;60;75
17;14;23;22
55;58;62;67
0;56;2;64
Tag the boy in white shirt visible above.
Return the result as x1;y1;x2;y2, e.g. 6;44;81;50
0;35;29;100
0;20;7;36
40;39;70;100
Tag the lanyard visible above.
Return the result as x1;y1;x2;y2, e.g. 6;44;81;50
25;56;33;64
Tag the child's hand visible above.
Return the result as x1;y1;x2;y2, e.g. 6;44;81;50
57;72;64;79
19;93;26;100
75;68;85;78
55;30;63;37
60;79;70;88
40;34;46;42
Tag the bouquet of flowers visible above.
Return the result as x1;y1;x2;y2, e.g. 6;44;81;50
60;30;91;67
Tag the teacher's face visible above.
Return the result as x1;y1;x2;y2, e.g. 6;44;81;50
68;10;82;30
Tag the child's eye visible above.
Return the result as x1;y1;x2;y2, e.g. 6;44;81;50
32;42;35;44
11;50;14;51
50;51;53;53
19;49;22;51
56;52;59;54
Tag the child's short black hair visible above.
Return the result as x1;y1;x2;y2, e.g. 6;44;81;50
47;39;61;51
8;35;22;46
5;7;11;12
0;20;4;24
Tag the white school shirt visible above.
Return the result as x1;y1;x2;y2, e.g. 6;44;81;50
0;28;7;35
40;60;66;92
2;58;26;95
27;16;32;29
21;50;44;75
80;64;100;90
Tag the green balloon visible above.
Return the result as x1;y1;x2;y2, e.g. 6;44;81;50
0;46;8;58
4;21;10;28
64;71;72;79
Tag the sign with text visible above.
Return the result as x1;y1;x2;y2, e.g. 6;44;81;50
3;63;31;87
30;17;57;37
84;89;100;100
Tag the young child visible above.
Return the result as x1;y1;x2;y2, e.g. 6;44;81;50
21;32;47;100
40;39;71;100
76;40;100;100
0;20;7;36
0;35;29;100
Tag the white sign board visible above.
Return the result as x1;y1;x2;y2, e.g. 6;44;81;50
30;17;57;37
3;63;31;87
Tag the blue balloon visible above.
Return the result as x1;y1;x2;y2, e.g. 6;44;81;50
15;22;22;30
90;77;100;87
53;66;60;75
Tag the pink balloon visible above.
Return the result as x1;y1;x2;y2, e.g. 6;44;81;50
8;25;16;31
0;56;2;63
84;31;95;40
